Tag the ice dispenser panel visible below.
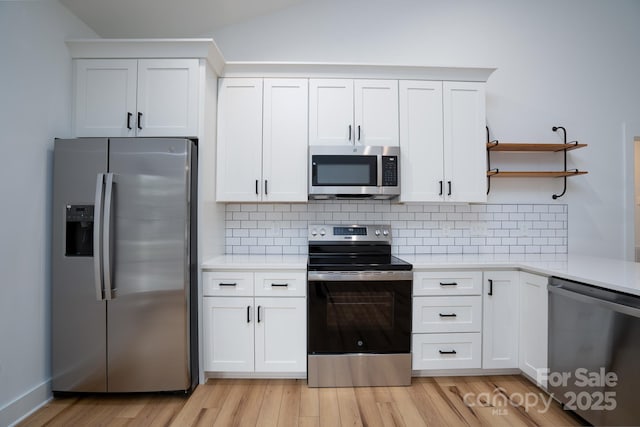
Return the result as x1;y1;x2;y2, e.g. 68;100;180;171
65;204;94;257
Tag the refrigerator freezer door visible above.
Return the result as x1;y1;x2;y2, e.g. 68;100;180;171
52;138;108;392
106;138;192;392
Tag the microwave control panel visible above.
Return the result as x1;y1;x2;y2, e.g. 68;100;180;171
382;156;398;186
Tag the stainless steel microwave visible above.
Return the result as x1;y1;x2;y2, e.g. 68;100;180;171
309;145;400;199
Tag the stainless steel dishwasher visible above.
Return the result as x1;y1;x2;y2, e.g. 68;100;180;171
548;276;640;426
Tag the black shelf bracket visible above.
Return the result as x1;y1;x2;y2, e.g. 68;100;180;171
551;126;579;200
486;126;499;195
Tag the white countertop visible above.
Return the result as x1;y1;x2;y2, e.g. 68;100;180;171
202;254;307;270
201;253;640;297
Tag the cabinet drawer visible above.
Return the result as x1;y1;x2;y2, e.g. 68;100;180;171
413;271;482;296
412;296;481;333
203;272;254;296
412;333;481;370
254;272;306;297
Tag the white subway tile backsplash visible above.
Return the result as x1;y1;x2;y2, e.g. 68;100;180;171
223;202;568;255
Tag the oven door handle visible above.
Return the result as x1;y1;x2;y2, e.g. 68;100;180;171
308;271;413;282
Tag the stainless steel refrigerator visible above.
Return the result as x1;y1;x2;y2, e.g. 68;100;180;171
51;137;198;393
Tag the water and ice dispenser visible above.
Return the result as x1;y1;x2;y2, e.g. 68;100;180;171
65;204;94;257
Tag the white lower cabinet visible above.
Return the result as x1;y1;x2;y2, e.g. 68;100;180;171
482;271;520;369
518;272;549;387
412;270;483;371
412;333;482;370
202;271;306;375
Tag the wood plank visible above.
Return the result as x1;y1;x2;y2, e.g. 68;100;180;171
411;377;468;426
388;386;428;427
487;171;588;178
336;387;363;427
277;380;301;427
486;142;587;152
299;382;319;417
256;379;285;427
211;380;252;427
299;416;320;427
17;397;79;426
376;401;406;427
318;388;341;427
194;408;221;427
354;387;385;427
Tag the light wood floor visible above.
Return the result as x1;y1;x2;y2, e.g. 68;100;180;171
19;376;585;426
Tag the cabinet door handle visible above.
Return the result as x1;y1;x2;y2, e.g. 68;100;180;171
255;179;259;195
358;125;361;141
247;305;251;323
127;112;133;130
348;125;352;141
271;283;289;287
265;180;268;195
439;313;457;318
218;282;237;287
488;279;493;296
439;282;458;286
439;350;457;355
257;306;262;323
447;181;452;196
439;180;443;196
137;112;143;130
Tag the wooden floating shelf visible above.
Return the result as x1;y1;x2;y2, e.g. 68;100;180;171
486;142;588;152
487;171;588;178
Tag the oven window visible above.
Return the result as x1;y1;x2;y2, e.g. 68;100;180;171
312;155;377;186
308;280;411;354
326;291;394;330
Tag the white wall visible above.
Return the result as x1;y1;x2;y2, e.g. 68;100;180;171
0;1;96;424
212;0;640;259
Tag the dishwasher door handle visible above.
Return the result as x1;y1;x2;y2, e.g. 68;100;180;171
549;284;640;318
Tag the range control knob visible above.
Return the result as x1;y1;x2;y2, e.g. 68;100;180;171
311;229;317;237
375;229;381;236
382;229;389;236
319;228;326;236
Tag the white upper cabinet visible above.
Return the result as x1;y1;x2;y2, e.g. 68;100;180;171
135;59;199;137
443;81;487;203
262;79;309;202
216;78;308;202
74;60;137;137
74;59;199;138
309;79;399;146
399;81;444;202
400;80;486;203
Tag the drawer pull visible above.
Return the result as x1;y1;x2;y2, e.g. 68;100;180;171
439;313;458;318
439;282;458;286
218;282;237;287
439;350;457;355
271;283;289;287
247;306;251;323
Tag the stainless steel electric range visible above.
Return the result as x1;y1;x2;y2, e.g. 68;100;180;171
306;224;413;387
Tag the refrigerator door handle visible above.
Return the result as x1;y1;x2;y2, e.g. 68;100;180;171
93;173;105;301
103;173;115;300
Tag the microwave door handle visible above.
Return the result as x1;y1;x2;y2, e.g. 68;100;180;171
93;173;105;301
102;173;114;300
377;155;383;187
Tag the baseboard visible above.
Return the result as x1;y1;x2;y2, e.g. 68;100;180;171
0;380;52;427
205;372;306;380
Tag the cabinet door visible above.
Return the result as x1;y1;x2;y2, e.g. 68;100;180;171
309;79;354;145
482;271;519;369
262;79;309;202
354;80;399;146
254;298;306;372
202;297;254;372
399;81;444;202
74;59;137;137
443;82;486;203
519;272;548;387
216;78;263;202
136;59;199;137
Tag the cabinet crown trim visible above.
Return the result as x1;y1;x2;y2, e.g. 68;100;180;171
66;38;225;75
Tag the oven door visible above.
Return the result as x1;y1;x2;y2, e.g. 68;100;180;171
307;271;412;354
310;154;378;190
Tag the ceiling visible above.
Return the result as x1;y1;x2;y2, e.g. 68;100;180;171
58;0;306;38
